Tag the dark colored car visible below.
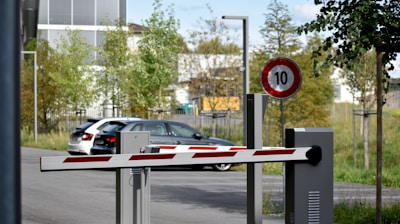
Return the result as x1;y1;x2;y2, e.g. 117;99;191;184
91;120;238;171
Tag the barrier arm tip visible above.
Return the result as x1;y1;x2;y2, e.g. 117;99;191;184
40;157;45;172
306;145;322;165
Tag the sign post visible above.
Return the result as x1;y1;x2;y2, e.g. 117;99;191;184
260;57;302;145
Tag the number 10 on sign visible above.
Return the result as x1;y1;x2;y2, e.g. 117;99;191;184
260;57;302;99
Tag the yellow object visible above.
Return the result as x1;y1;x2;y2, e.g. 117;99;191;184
201;96;240;111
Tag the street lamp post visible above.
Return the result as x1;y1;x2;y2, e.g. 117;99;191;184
222;16;263;224
221;16;249;145
21;51;38;142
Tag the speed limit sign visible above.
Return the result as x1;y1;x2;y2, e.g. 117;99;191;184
260;57;302;99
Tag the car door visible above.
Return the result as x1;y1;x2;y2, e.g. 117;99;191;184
167;122;210;145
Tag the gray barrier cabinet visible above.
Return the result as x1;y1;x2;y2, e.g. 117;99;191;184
285;128;333;224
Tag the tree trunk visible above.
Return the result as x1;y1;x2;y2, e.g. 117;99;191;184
376;50;383;224
363;113;369;169
352;109;357;167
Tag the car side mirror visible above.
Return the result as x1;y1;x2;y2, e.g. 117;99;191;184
193;133;203;140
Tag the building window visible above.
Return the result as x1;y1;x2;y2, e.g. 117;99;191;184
38;0;48;24
96;0;119;25
49;0;71;25
73;0;95;25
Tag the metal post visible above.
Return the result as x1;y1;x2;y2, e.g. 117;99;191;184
246;94;263;224
1;0;21;223
21;51;37;142
280;99;284;146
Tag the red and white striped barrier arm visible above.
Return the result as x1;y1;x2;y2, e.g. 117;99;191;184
40;146;321;171
157;145;287;152
157;145;247;153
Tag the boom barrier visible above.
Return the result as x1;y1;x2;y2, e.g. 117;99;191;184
40;146;320;171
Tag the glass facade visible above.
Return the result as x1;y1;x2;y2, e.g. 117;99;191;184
39;0;124;26
38;0;126;55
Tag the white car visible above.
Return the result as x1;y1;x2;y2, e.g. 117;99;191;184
68;117;142;155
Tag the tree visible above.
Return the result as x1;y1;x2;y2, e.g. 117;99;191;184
342;50;377;169
298;1;400;222
133;0;180;117
54;29;96;115
197;37;241;54
98;19;134;116
184;5;242;136
21;38;63;132
176;35;190;53
259;0;301;57
299;0;399;76
289;36;334;129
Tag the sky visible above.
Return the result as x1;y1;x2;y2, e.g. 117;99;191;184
127;0;319;47
126;0;400;78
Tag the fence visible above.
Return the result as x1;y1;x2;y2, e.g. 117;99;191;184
170;111;243;140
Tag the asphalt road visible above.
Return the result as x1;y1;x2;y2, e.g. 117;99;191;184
22;147;400;224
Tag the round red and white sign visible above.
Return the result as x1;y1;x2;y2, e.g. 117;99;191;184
260;57;302;99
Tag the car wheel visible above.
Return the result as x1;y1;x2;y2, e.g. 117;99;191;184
212;164;232;171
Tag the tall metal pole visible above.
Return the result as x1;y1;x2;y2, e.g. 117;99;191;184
0;0;21;223
245;94;263;224
243;17;249;145
223;16;263;224
21;51;38;142
221;16;249;145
